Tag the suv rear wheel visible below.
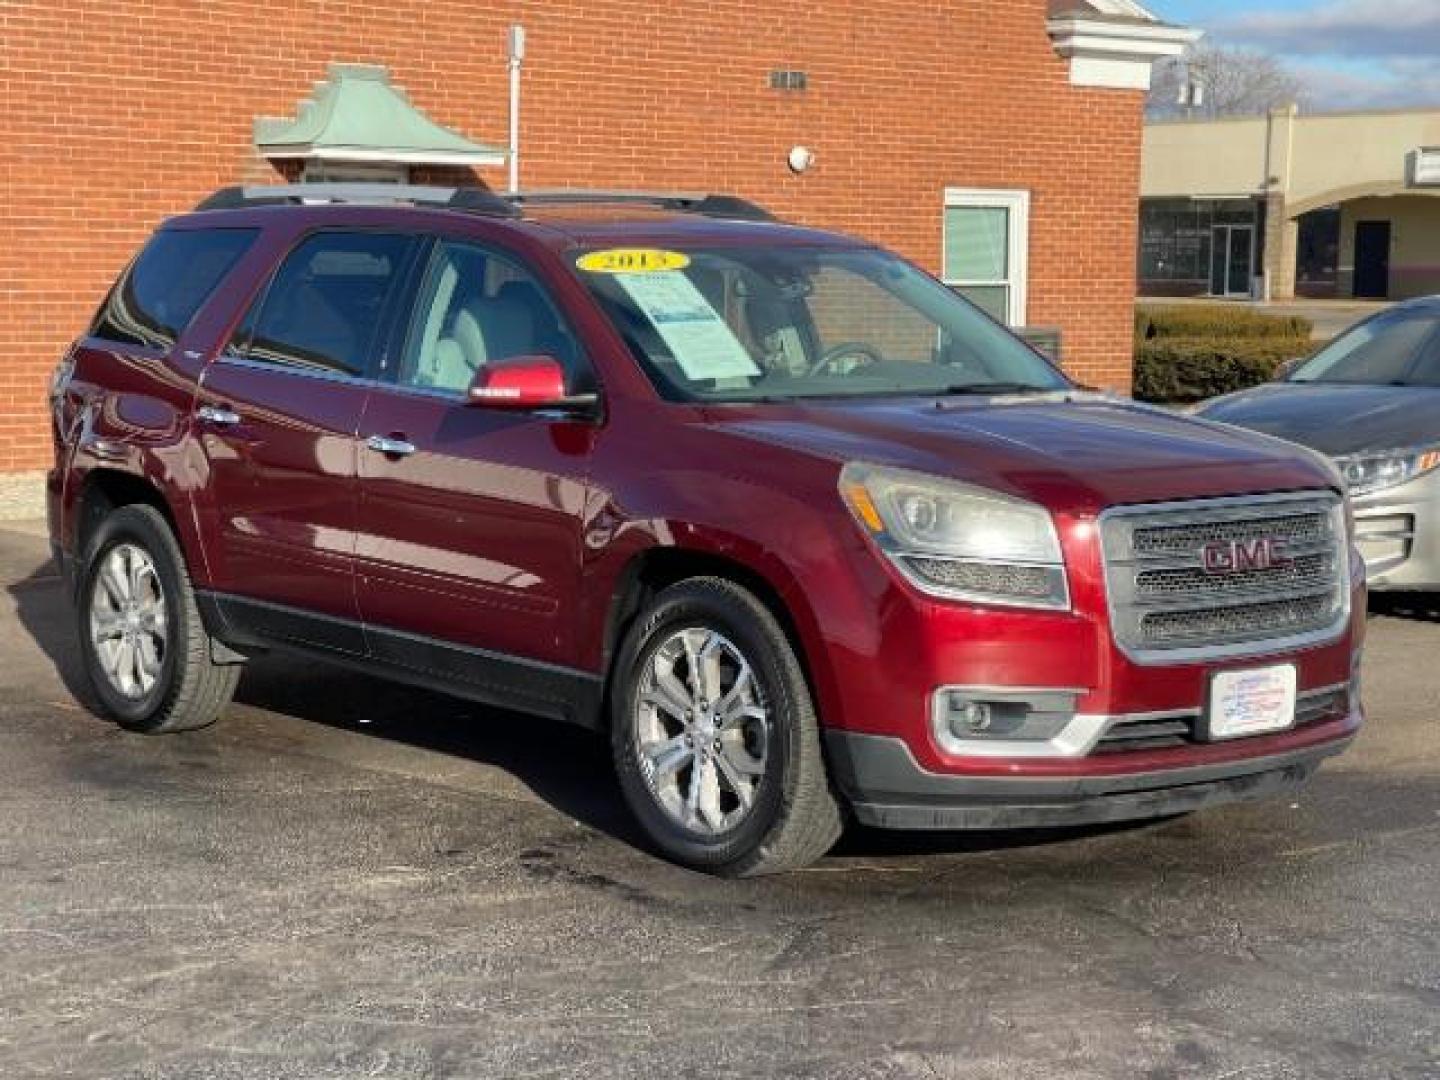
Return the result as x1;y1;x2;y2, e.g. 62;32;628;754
610;578;843;876
78;505;241;733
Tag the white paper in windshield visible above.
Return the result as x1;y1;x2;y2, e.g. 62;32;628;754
614;272;761;381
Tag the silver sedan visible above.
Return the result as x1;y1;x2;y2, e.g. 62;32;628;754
1198;298;1440;592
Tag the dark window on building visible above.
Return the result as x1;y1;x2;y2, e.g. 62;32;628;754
91;228;258;349
233;232;413;378
1297;208;1341;298
1138;198;1258;296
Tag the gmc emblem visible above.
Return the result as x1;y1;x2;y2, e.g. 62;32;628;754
1201;537;1293;574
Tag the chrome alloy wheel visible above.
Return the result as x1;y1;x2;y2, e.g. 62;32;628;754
89;543;167;700
633;627;770;835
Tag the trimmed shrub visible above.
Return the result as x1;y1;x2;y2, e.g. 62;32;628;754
1136;305;1313;342
1133;336;1313;404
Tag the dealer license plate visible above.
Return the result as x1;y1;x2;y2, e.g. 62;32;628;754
1205;665;1297;741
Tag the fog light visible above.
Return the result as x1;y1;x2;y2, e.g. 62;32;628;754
951;698;992;735
932;688;1085;757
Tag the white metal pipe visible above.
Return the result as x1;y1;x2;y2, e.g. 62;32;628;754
508;25;525;194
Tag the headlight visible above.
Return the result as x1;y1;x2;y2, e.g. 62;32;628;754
839;463;1069;610
1333;447;1440;497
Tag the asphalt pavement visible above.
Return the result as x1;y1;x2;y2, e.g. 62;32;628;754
1;519;1437;1079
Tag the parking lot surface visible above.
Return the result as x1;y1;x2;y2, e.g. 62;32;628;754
1;518;1437;1079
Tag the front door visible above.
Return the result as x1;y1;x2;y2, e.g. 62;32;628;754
1354;220;1392;299
1209;225;1254;297
354;238;597;710
194;230;419;652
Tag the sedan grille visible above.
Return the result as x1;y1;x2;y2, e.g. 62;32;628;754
1101;492;1349;661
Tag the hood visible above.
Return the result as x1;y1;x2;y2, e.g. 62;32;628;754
702;394;1337;516
1199;382;1440;457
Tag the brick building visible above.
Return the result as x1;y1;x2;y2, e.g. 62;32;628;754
0;0;1192;503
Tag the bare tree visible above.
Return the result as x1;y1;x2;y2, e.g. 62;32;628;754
1148;43;1307;119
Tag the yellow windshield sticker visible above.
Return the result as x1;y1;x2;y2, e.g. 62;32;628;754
576;248;691;274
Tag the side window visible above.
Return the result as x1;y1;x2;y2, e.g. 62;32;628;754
400;240;584;394
234;232;412;378
91;228;258;349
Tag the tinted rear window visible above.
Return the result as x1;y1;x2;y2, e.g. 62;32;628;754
91;228;258;349
234;232;413;378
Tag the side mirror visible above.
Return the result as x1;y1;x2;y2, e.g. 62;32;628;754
466;355;597;413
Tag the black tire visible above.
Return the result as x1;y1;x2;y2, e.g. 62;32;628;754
610;578;843;876
77;504;240;734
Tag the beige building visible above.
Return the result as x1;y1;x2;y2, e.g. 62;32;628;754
1140;106;1440;300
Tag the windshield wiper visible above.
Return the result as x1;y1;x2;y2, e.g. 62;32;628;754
936;382;1059;396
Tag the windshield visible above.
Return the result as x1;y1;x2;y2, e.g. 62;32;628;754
1291;307;1440;387
573;245;1069;402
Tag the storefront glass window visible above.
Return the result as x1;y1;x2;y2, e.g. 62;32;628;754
1139;198;1260;295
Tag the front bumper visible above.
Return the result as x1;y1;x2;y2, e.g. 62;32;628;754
1354;468;1440;591
826;720;1357;831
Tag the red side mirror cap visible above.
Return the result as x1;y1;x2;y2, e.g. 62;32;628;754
467;355;571;409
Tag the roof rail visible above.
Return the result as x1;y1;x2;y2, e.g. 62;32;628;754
193;183;520;217
505;189;776;222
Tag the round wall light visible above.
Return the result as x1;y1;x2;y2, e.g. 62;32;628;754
787;146;815;174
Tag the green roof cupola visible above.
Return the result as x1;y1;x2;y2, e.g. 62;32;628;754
255;63;506;168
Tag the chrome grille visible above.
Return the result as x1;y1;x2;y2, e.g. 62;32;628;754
1140;593;1334;645
1133;512;1331;559
1135;552;1334;600
1101;492;1349;662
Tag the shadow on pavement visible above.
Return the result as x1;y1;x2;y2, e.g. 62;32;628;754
5;558;105;713
234;654;649;848
1370;592;1440;624
4;559;1191;866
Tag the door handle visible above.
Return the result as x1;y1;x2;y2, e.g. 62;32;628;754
365;434;417;457
196;405;241;426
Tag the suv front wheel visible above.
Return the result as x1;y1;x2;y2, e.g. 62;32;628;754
610;578;843;876
77;504;241;733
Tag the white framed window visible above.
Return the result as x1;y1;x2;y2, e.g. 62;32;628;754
942;188;1030;327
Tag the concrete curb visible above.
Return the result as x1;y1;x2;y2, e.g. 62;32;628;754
0;472;46;523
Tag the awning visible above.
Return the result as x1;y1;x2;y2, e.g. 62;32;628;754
254;63;506;168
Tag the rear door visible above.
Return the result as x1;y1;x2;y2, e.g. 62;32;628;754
353;236;599;715
193;230;420;654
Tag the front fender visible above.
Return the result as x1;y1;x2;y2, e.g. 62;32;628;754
578;458;887;735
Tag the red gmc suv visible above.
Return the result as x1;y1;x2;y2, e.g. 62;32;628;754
48;184;1364;876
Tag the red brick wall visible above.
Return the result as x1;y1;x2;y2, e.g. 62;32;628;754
0;0;1144;473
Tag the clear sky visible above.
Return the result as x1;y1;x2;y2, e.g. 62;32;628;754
1144;0;1440;110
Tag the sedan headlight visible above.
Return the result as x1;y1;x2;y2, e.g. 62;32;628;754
839;463;1069;610
1333;447;1440;497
